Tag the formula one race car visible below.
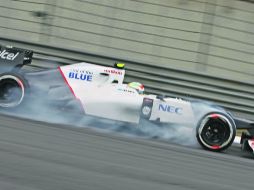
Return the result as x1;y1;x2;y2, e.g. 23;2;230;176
0;45;239;152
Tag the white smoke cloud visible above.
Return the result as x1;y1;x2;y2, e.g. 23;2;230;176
1;70;219;149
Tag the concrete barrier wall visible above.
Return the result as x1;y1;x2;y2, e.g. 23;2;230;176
1;0;254;82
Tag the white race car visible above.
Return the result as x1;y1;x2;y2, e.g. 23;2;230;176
0;45;237;152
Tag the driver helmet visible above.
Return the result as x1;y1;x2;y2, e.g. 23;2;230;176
128;82;144;94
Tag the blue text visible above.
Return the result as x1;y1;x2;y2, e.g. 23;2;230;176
159;104;183;115
68;72;92;82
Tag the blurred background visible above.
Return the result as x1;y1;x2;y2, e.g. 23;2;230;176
0;0;253;119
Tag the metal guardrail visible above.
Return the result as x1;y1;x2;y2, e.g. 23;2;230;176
1;0;254;83
0;37;253;120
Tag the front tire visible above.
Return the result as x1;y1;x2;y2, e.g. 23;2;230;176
196;112;236;152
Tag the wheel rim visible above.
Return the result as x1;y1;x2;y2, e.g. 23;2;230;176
198;114;234;150
0;75;25;107
201;119;229;145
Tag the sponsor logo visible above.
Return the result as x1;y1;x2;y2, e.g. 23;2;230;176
69;69;93;75
117;88;135;93
104;69;123;75
68;72;92;81
144;98;153;103
0;49;19;61
159;104;183;115
142;106;151;116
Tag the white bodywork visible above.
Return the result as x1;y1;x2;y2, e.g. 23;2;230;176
59;62;197;125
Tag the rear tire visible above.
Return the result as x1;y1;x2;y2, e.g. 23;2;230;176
196;112;236;152
0;72;29;109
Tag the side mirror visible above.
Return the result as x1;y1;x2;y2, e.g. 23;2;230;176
100;72;110;76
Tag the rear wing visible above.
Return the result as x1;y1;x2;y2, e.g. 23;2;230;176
0;44;33;73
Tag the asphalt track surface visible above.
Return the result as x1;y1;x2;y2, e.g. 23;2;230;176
0;113;254;190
